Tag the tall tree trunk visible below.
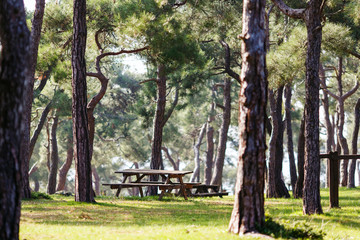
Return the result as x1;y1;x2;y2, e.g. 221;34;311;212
21;0;46;199
57;135;73;191
190;123;206;182
348;98;360;188
204;124;214;185
228;0;266;234
320;64;334;188
271;0;324;215
294;115;305;198
302;1;323;215
149;64;167;195
72;0;94;203
47;115;59;194
274;86;290;198
267;89;278;198
92;165;100;196
285;85;297;193
211;78;231;187
0;0;30;238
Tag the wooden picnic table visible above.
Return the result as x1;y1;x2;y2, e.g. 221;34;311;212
103;169;198;200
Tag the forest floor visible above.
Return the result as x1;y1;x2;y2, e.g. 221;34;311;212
20;188;360;240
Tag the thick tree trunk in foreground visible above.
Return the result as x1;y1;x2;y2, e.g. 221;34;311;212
302;1;323;215
285;85;297;193
47;116;59;194
72;0;94;203
348;98;360;188
57;135;73;191
21;0;46;199
0;0;30;238
211;78;231;187
228;0;266;234
190;123;206;182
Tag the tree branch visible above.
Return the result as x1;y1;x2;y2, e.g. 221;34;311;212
343;80;359;100
140;78;157;84
271;0;305;19
162;88;179;127
219;40;240;84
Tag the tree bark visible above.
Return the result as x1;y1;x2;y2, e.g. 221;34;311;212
162;146;179;170
348;98;360;188
302;1;323;215
274;86;290;198
204;124;214;185
92;165;100;196
228;0;266;234
29;102;52;161
0;0;30;238
285;85;297;193
47;115;59;194
149;64;167;195
190;123;206;182
320;64;334;188
211;78;231;187
294;115;305;198
267;89;278;198
320;58;359;187
72;0;94;203
21;0;46;200
57;135;73;191
271;0;324;215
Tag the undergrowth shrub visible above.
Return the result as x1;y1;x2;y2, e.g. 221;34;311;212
258;216;325;239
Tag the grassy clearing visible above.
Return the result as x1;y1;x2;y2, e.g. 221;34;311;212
20;188;360;239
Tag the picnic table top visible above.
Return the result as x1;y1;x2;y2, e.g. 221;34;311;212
115;169;193;176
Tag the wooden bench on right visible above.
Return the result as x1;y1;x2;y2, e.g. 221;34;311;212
190;184;228;198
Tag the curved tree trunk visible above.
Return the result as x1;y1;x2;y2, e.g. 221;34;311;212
190;123;206;182
57;135;73;191
348;98;360;188
21;0;46;200
294;113;305;198
47;115;59;194
0;0;30;238
228;0;266;234
285;85;297;194
162;146;179;170
211;78;231;187
72;0;94;203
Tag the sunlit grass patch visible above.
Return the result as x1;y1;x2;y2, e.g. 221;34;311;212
20;189;360;239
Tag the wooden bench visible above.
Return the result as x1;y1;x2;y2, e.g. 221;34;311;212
190;184;228;198
102;182;201;198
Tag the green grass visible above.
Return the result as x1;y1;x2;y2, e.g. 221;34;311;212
20;188;360;239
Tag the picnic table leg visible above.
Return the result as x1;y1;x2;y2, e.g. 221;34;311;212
135;174;144;197
116;175;128;197
178;176;188;200
158;175;171;200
